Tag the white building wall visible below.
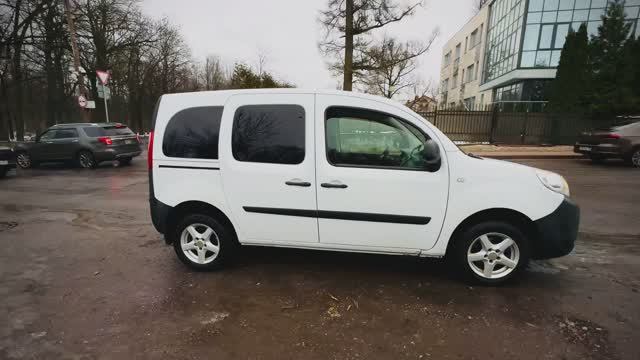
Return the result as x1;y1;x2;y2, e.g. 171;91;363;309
439;5;493;108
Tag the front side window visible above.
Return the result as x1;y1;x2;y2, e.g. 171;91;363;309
54;129;79;139
232;105;305;164
325;107;430;170
39;130;57;141
163;106;223;159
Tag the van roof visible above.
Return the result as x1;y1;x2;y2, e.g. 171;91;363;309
160;88;406;108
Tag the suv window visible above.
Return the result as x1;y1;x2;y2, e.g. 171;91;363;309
325;107;429;170
162;107;223;159
103;125;134;136
232;104;305;164
82;127;105;137
54;128;79;139
39;130;57;141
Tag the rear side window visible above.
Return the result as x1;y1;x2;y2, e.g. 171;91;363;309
232;105;305;164
55;128;78;139
162;106;223;159
83;127;105;137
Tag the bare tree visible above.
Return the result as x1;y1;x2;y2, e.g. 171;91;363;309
319;0;423;91
202;55;226;90
363;32;437;99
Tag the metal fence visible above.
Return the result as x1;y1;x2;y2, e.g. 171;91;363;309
418;106;616;145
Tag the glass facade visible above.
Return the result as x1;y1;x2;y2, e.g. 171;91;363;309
484;0;527;83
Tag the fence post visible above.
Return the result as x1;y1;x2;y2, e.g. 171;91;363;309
521;110;529;144
489;104;498;144
433;108;438;128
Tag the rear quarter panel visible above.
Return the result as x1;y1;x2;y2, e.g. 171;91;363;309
426;151;565;256
151;91;239;230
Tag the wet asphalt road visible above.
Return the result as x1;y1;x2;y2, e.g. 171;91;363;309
0;155;639;360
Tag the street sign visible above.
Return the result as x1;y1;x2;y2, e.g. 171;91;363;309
96;70;109;85
97;86;111;100
78;95;87;108
85;101;96;109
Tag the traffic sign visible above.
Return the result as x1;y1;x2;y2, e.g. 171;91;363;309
96;70;110;85
85;101;96;109
97;86;111;100
78;95;87;108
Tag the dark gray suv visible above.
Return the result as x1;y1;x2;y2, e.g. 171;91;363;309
14;123;142;169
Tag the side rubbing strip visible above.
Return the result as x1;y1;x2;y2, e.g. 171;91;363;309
242;207;430;225
158;165;220;170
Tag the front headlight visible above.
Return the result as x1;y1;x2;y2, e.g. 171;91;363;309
536;169;570;197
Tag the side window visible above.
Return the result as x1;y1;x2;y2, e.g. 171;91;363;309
54;129;79;139
232;104;305;165
162;106;223;159
325;107;430;170
39;130;57;141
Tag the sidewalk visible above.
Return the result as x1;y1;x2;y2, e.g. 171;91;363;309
460;145;580;159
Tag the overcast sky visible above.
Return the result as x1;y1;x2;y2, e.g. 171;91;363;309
141;0;476;97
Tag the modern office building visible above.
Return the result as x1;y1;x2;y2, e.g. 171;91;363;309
440;0;640;109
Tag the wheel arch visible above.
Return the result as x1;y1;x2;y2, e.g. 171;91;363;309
444;208;537;257
165;200;238;245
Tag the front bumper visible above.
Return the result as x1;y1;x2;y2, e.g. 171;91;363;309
533;198;580;259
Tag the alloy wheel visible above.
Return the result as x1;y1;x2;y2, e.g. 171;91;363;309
180;223;220;265
16;153;31;168
467;232;520;280
632;150;640;168
79;152;94;168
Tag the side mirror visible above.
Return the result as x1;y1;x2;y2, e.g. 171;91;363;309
422;139;441;167
35;134;41;143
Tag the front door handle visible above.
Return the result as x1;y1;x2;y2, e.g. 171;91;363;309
321;182;348;189
285;180;311;187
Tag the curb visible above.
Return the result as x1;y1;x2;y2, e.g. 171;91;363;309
475;154;581;160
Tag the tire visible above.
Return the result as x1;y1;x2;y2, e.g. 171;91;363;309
118;157;132;166
449;221;530;285
172;213;236;271
627;148;640;168
77;150;96;169
16;152;33;169
0;167;6;178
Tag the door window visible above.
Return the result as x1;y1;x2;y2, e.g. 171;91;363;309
162;107;223;159
39;130;57;141
54;129;79;139
232;104;305;164
325;107;430;170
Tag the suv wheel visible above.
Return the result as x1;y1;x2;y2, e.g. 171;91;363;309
77;151;96;169
450;221;530;285
118;157;132;166
16;152;33;169
172;214;236;271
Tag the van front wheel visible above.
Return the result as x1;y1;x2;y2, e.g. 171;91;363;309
450;221;530;285
172;214;234;271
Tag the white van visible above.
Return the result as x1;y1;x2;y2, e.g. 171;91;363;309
148;89;579;284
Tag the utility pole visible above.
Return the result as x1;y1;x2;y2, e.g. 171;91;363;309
63;0;89;121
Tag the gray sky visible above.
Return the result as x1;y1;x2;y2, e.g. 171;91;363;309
141;0;476;97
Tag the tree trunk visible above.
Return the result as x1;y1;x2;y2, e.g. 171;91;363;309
343;0;354;91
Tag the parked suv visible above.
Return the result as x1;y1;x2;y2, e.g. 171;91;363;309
148;89;579;285
15;123;142;169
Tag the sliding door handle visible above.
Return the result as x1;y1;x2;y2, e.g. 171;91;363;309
285;180;311;187
321;182;348;189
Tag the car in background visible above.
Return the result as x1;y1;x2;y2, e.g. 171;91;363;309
0;145;17;178
574;120;640;167
14;123;142;169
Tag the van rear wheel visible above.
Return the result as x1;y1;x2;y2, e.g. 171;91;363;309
172;213;234;271
450;221;530;285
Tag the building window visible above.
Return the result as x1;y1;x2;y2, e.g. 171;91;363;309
465;64;475;83
441;78;449;93
455;43;461;59
483;0;526;83
443;51;451;66
452;73;458;89
463;97;476;110
232;105;305;165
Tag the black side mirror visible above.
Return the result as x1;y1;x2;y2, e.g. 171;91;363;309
422;139;441;168
35;135;41;143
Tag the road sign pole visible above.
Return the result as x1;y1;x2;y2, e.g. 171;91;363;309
103;95;110;123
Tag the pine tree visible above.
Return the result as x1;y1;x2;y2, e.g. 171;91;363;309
589;0;633;116
548;24;591;113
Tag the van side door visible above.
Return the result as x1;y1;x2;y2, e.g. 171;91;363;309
314;94;449;252
219;93;318;244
